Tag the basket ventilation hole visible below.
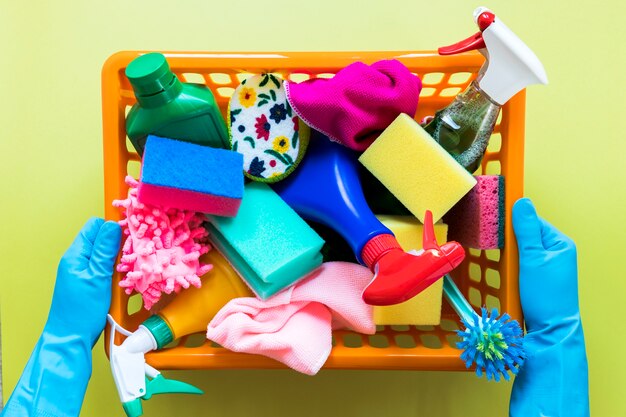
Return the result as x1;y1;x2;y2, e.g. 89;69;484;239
395;334;417;349
127;293;143;315
236;73;255;83
440;87;462;97
468;287;482;308
485;249;501;262
342;333;363;348
448;72;472;85
183;333;208;348
469;263;482;282
485;268;501;289
486;294;501;311
208;73;231;85
127;160;141;178
422;72;444;85
486;160;502;175
368;334;390;348
487;133;502;153
181;73;207;84
216;87;235;98
420;334;443;349
440;319;461;332
289;73;311;82
446;334;462;349
420;88;436;97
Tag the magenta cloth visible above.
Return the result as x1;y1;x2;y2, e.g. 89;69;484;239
285;60;422;151
206;262;375;375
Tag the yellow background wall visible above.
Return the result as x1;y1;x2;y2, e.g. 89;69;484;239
1;0;624;415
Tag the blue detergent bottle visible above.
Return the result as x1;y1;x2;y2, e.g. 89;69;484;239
272;132;465;305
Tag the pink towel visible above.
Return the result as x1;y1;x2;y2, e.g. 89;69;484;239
285;60;422;151
206;262;375;375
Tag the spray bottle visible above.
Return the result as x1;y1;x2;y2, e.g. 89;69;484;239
108;249;252;417
272;132;465;306
423;7;548;173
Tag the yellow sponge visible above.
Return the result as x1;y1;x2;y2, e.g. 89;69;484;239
359;113;476;223
373;215;447;325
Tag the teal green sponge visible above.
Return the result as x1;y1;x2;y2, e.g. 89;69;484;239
206;182;325;299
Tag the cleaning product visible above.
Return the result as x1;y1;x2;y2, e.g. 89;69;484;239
125;52;229;155
373;216;448;325
285;60;421;151
443;274;525;381
228;73;310;182
138;135;244;216
206;182;325;299
207;262;375;375
113;176;212;310
443;175;505;249
423;7;548;173
108;249;252;416
272;133;465;306
359;113;477;224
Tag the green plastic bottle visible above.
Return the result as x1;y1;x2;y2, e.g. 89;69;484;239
125;52;229;155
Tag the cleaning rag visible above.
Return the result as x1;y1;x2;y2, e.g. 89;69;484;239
206;262;375;375
285;60;421;151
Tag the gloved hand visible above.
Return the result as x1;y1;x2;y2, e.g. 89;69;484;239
509;198;589;417
2;218;121;417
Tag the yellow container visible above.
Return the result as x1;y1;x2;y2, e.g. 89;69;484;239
103;51;524;371
157;249;253;342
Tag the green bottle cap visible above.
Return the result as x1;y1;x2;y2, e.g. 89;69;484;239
142;315;174;349
126;52;183;107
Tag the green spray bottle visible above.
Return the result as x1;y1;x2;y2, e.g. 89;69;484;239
125;52;229;155
423;7;548;173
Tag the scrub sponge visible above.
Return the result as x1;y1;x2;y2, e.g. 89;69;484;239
373;216;447;325
138;135;244;216
206;182;325;299
443;175;505;249
358;113;476;223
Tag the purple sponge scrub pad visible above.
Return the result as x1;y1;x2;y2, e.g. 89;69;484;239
443;175;505;249
138;135;244;217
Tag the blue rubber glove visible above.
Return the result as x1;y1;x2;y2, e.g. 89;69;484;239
509;198;589;417
2;218;121;417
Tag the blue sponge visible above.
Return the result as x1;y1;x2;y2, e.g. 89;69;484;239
206;182;325;299
138;135;244;216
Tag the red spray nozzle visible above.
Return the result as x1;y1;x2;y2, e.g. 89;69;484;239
361;211;466;306
438;9;496;55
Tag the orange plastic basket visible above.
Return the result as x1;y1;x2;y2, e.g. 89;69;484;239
102;51;524;371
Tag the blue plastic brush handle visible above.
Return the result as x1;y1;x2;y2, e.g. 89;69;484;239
272;132;392;264
442;274;475;325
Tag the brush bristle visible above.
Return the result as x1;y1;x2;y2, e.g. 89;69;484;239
457;307;525;381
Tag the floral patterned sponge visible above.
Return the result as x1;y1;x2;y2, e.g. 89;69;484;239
228;73;310;182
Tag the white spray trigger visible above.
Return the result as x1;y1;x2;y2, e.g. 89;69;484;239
473;6;548;105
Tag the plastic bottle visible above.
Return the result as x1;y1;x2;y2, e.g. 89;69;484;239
272;132;465;305
109;249;252;416
423;7;548;173
129;248;252;351
125;52;229;155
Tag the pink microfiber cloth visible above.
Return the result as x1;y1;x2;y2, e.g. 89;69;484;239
285;60;422;151
206;262;375;375
113;176;213;310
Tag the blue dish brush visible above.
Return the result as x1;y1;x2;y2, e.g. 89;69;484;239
443;274;525;381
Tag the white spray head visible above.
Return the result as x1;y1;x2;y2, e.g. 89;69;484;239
440;7;548;105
